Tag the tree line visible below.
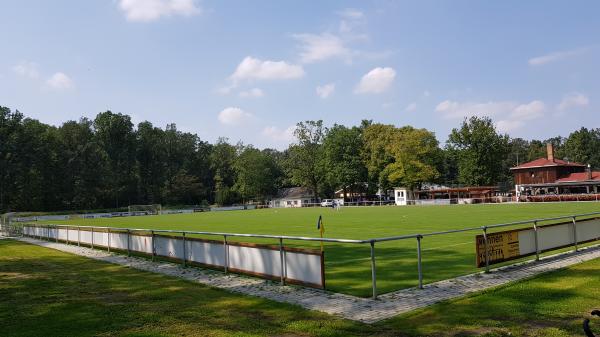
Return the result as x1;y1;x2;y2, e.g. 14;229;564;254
1;106;599;212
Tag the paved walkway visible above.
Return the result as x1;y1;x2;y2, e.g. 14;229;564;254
7;236;600;323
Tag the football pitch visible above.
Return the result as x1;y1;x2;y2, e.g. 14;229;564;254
42;202;600;297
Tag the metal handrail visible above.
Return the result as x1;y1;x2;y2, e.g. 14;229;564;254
21;211;600;244
18;210;600;300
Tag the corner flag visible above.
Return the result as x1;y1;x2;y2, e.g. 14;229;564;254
317;215;324;252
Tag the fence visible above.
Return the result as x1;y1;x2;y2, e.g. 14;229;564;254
11;211;600;299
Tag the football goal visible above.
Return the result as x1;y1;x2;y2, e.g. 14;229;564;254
128;204;162;215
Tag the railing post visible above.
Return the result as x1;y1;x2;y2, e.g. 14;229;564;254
370;240;377;299
182;232;186;267
127;229;131;257
223;235;228;273
483;226;490;273
416;235;423;289
533;221;540;261
56;226;59;243
91;227;94;248
107;228;111;253
66;226;69;245
279;238;285;285
151;230;155;261
78;226;81;247
571;216;578;252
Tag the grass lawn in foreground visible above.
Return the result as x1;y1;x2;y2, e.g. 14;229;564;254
39;202;600;297
0;239;598;337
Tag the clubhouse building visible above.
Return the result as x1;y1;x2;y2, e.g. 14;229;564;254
512;143;600;201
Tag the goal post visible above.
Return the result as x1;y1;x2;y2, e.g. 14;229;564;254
128;204;162;215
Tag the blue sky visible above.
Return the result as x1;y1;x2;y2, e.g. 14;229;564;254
1;0;598;149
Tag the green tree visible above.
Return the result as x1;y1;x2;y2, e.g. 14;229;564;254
234;146;281;202
446;116;510;186
286;120;327;199
562;127;600;168
321;125;367;198
93;111;137;208
210;138;239;205
380;126;441;189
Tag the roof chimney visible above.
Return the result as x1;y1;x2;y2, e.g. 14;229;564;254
546;143;555;162
588;164;592;180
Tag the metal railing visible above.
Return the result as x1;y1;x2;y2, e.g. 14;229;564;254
15;211;600;299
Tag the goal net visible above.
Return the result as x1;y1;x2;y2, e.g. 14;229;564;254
128;204;162;215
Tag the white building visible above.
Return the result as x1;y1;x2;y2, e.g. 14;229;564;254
394;187;414;205
269;187;316;208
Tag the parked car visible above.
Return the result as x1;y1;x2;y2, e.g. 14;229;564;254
320;199;334;207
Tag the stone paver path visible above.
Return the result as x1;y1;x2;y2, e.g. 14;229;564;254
7;236;600;323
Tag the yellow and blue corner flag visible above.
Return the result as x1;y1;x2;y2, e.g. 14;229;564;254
317;215;324;251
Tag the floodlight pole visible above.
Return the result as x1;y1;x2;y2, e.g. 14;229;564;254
370;240;377;299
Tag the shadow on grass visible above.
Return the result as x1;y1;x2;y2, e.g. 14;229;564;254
0;240;383;337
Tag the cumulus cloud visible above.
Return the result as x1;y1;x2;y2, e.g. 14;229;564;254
435;99;546;133
118;0;201;22
404;102;417;112
262;125;296;142
46;72;74;90
293;33;350;64
230;56;304;83
528;48;586;66
435;100;515;119
354;67;396;94
239;88;264;98
218;107;253;125
13;61;39;79
557;92;589;111
316;83;335;98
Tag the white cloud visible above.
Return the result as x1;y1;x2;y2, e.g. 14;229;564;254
262;125;296;142
497;100;546;132
118;0;201;22
404;102;417;112
354;67;396;94
230;56;304;83
435;100;515;119
293;33;350;64
218;107;252;125
13;61;39;79
528;48;586;66
316;83;335;99
511;100;545;120
337;8;364;20
46;72;74;90
435;99;546;133
557;92;589;111
239;88;264;98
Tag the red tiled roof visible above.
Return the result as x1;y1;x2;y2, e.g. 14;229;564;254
510;158;586;170
556;171;600;182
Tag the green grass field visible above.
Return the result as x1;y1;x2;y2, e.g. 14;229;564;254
40;202;600;297
1;239;598;337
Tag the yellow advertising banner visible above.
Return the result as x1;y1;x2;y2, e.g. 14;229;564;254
476;230;521;267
